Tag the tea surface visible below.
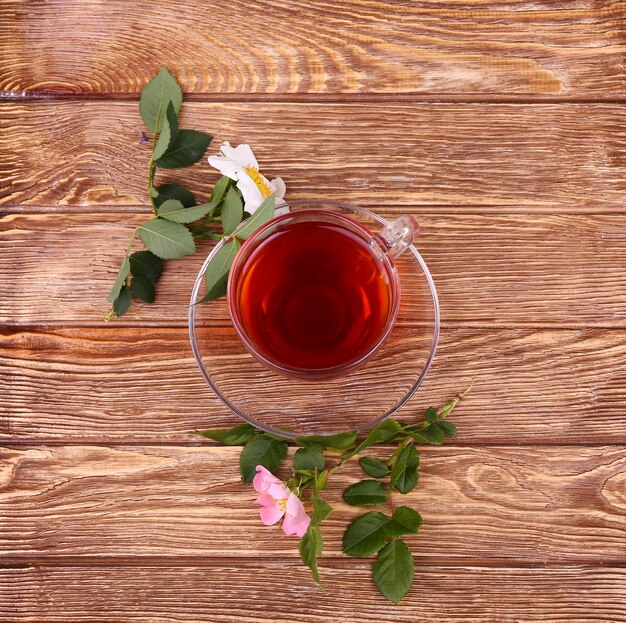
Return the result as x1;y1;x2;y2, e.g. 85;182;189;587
236;220;393;370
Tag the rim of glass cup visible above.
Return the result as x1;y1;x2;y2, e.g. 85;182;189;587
188;199;441;439
227;208;402;380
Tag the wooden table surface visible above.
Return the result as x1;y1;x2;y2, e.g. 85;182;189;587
2;1;626;621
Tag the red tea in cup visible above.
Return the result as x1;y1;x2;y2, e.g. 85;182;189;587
228;210;415;379
236;218;393;370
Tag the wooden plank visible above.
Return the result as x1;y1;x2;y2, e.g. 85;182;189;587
2;102;626;210
2;327;626;443
1;445;626;562
3;565;626;623
1;1;625;99
2;213;625;327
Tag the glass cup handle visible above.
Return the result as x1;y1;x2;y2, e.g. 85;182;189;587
377;216;420;259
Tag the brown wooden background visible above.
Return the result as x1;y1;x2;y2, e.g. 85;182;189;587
2;1;626;621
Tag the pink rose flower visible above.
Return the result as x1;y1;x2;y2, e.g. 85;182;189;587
253;465;311;537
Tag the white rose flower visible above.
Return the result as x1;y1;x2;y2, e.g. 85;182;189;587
208;142;286;213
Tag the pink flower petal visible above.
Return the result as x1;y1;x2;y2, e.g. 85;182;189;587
254;492;275;507
266;481;289;500
282;493;311;537
285;492;307;517
259;502;285;526
282;513;311;537
252;465;283;494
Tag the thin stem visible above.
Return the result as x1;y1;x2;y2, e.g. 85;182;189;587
147;107;163;215
194;231;222;241
387;487;395;513
386;437;412;469
327;452;356;476
148;160;157;214
125;229;138;256
191;215;221;236
437;385;472;419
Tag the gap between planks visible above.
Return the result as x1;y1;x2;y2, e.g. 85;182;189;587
3;93;626;105
2;557;625;569
1;440;626;448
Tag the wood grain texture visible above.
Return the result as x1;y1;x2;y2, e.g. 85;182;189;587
2;102;626;210
3;565;626;623
1;2;625;620
1;1;625;99
2;445;626;563
2;327;626;443
2;213;626;327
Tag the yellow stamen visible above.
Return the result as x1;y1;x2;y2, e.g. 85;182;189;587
244;165;272;198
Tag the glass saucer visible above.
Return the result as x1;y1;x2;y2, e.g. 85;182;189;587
188;200;440;439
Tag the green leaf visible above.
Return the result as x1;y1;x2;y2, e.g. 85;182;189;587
424;406;438;423
389;445;420;494
239;435;288;483
314;470;329;493
299;525;322;584
406;431;429;444
294;447;325;472
221;187;243;235
150;185;160;199
372;419;404;443
311;496;332;525
348;419;404;457
296;431;358;450
343;480;388;507
439;421;457;437
342;511;390;558
193;423;257;445
200;238;241;297
107;258;130;303
129;251;163;284
373;540;414;603
420;423;446;445
152;102;179;160
384;506;423;538
156;129;212;169
154;183;196;208
113;285;131;317
211;175;234;204
137;218;195;259
139;67;182;132
130;275;155;303
158;199;216;224
235;195;275;240
198;272;228;302
359;456;390;478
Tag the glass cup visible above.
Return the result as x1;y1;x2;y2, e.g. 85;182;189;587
228;208;419;380
189;199;440;438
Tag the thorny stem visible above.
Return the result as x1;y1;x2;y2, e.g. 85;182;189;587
438;386;472;418
387;488;396;513
327;452;356;476
194;231;222;241
191;213;221;236
148;160;158;214
147;103;165;215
